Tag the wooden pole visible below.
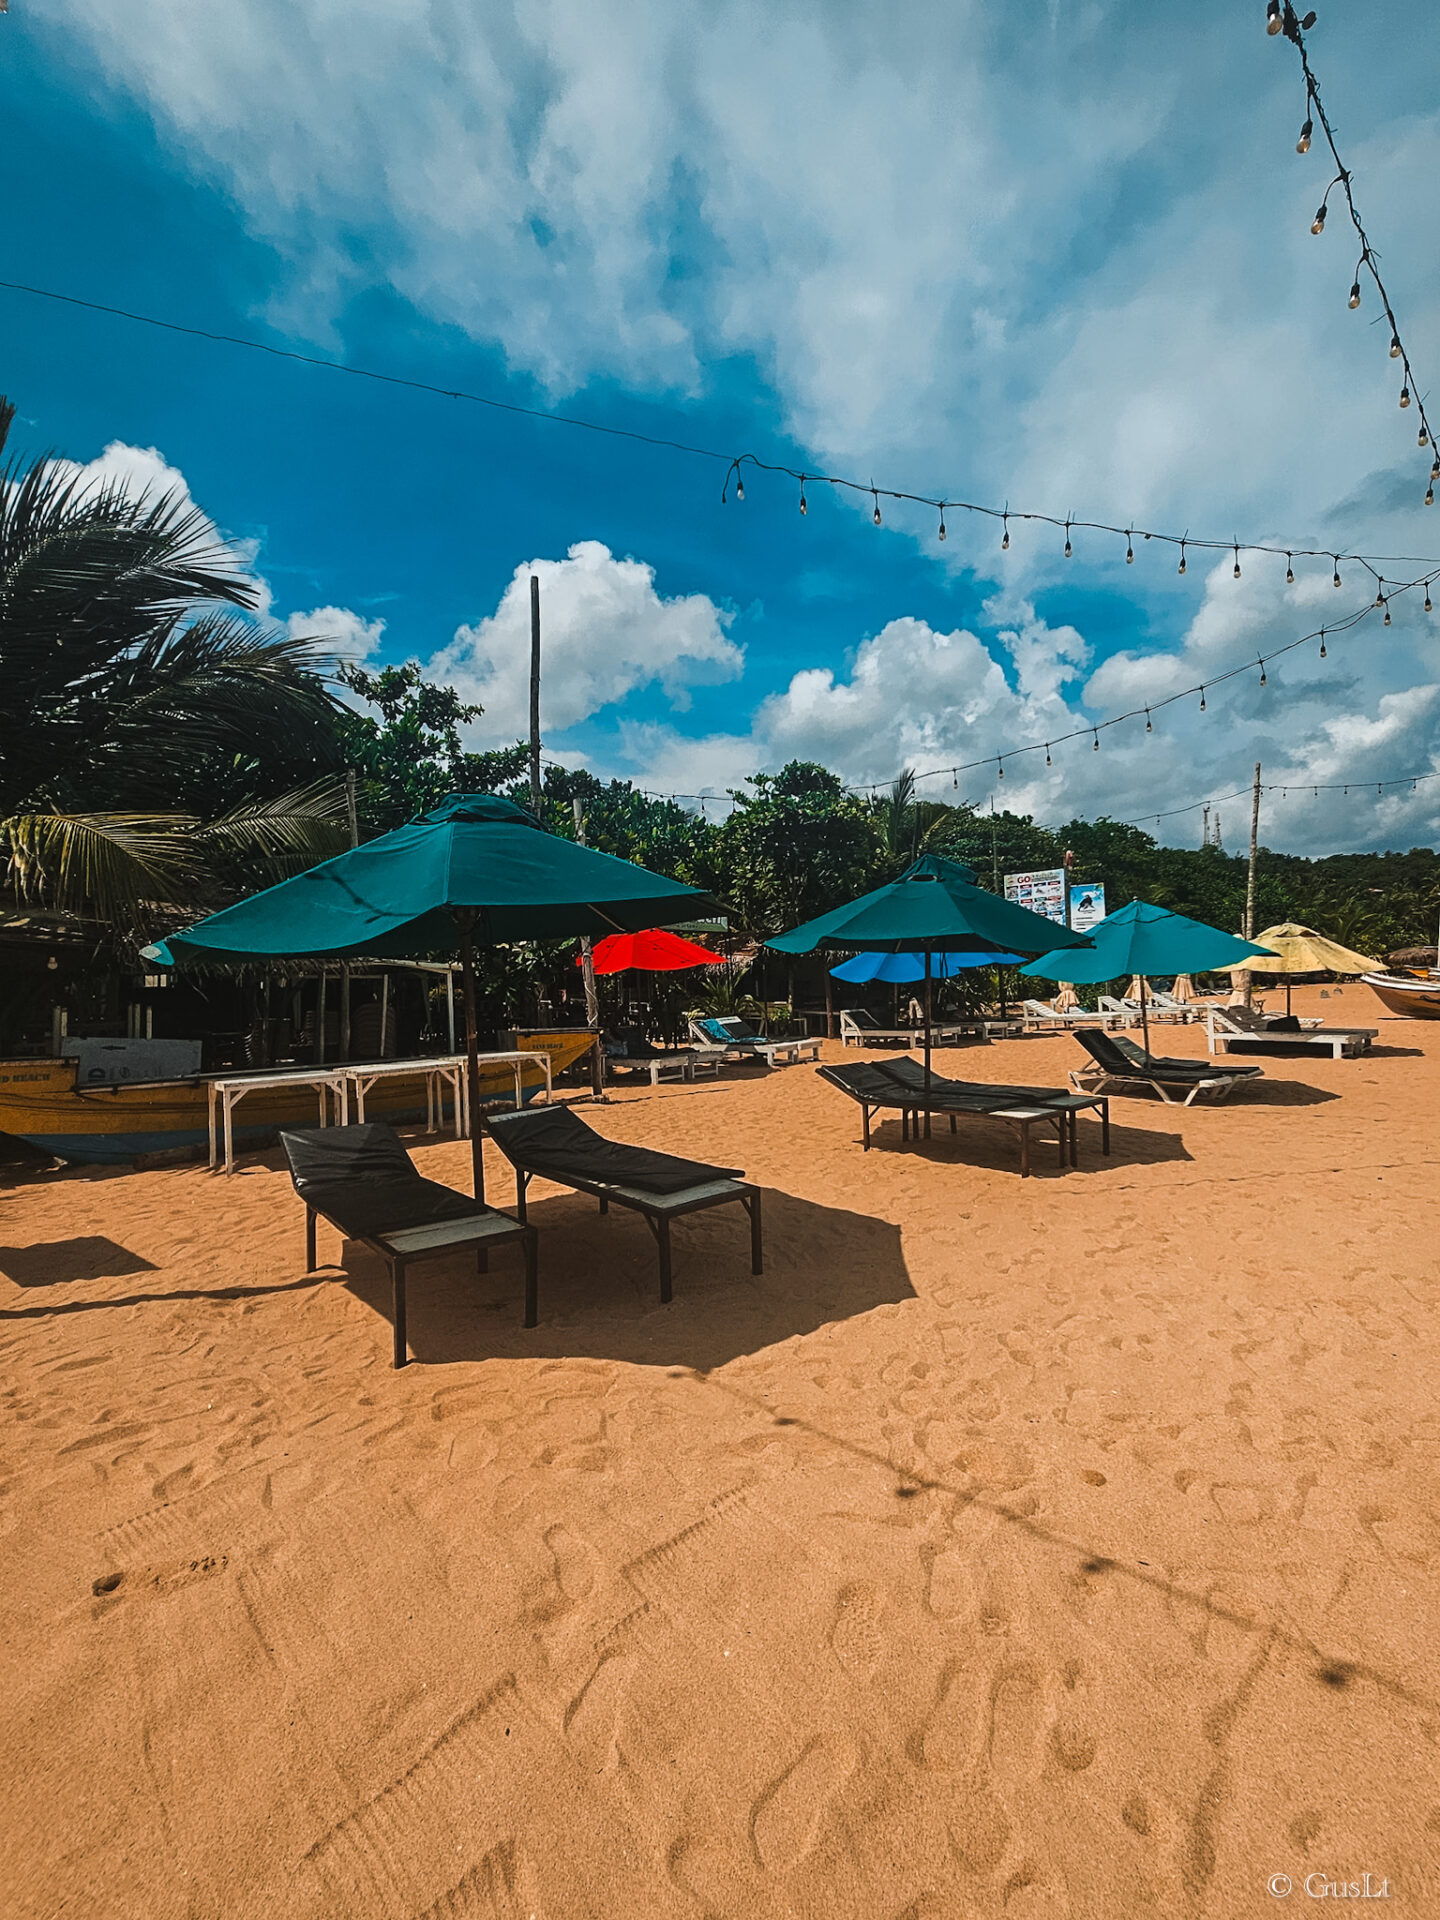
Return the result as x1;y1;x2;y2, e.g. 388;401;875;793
457;921;485;1203
923;949;932;1138
571;798;605;1098
1243;761;1261;1005
529;574;543;818
340;769;359;1062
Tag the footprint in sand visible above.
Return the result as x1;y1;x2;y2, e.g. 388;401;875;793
1050;1660;1097;1774
926;1549;973;1622
987;1664;1045;1783
751;1736;857;1873
830;1582;886;1681
977;1563;1022;1637
915;1653;983;1773
544;1524;595;1603
945;1780;1011;1874
563;1655;635;1774
415;1837;546;1919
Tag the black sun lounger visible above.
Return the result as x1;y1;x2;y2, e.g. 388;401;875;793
874;1055;1110;1158
483;1104;761;1303
281;1122;538;1368
1071;1029;1262;1106
818;1061;1089;1177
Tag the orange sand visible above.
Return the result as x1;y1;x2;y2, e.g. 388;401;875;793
2;987;1437;1917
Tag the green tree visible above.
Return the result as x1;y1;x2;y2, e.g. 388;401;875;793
335;662;530;833
0;396;349;929
717;761;878;935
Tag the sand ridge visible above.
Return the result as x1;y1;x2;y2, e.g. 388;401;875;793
1;990;1437;1916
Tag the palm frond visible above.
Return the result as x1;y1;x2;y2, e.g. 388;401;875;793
3;810;198;923
195;778;351;877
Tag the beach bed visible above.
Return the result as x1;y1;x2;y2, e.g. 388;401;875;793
689;1015;821;1067
1070;1028;1263;1106
1206;1005;1377;1059
281;1121;537;1367
484;1104;762;1302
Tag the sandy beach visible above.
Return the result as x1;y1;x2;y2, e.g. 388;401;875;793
2;988;1437;1918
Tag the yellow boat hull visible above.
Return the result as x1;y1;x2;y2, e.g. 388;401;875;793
0;1033;595;1166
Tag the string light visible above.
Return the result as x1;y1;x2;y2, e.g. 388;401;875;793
997;756;1004;781
938;509;947;542
1178;540;1187;575
1286;552;1295;584
1333;556;1342;588
736;472;745;501
798;475;807;515
1297;116;1313;153
871;486;882;527
1126;530;1135;564
1319;628;1327;657
1271;12;1435;502
1258;656;1268;687
1199;686;1207;712
1093;729;1100;751
1045;744;1052;766
1145;709;1153;732
1233;544;1242;580
1426;587;1434;613
1001;511;1010;551
1063;519;1073;558
1266;0;1282;31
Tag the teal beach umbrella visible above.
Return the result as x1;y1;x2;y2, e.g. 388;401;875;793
1021;899;1274;1050
146;794;719;1197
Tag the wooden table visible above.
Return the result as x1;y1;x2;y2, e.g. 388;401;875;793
208;1068;350;1175
345;1051;553;1132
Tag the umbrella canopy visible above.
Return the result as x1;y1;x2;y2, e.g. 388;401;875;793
1170;974;1196;1003
583;928;725;974
1237;923;1378;977
147;794;719;1197
767;855;1091;958
1022;899;1274;1050
1053;983;1080;1012
829;949;1023;983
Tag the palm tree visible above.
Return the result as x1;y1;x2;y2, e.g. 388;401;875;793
0;396;349;928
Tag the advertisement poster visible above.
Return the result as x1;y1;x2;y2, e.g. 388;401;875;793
1003;867;1067;926
1068;883;1106;933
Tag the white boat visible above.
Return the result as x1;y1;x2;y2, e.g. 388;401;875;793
1360;971;1440;1020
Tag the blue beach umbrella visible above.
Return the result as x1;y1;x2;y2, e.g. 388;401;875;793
829;950;1023;983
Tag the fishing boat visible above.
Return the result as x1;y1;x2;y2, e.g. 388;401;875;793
0;1030;597;1166
1360;971;1440;1020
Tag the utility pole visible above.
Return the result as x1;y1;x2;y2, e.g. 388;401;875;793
529;574;543;818
1242;761;1261;1005
1202;802;1211;849
340;767;359;1062
572;798;606;1099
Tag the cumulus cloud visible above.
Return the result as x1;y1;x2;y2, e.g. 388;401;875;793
285;604;387;666
425;541;743;739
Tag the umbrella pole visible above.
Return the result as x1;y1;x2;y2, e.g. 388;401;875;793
458;926;485;1204
1140;973;1150;1056
924;950;932;1140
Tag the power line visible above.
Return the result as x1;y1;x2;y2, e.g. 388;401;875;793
2;275;1436;581
1269;4;1438;507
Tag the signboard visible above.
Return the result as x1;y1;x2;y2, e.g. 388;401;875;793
1067;883;1107;934
1003;867;1067;926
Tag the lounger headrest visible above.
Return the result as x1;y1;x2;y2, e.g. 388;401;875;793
281;1122;417;1193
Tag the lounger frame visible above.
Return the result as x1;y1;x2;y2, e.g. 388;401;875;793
819;1064;1109;1177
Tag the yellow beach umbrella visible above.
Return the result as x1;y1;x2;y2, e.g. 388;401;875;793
1171;974;1196;1002
1053;982;1080;1011
1233;921;1378;1014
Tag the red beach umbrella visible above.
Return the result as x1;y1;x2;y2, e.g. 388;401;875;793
582;928;726;974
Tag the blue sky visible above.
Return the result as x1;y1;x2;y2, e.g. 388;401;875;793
4;1;1439;851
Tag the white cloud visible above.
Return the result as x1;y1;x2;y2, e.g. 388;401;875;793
285;604;386;666
426;540;743;739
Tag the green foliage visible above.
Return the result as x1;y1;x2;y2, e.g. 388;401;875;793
717;761;878;936
335;661;530;832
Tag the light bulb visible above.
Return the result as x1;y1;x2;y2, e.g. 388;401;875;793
799;478;807;515
1045;745;1052;766
1319;632;1327;657
1421;426;1430;448
1001;516;1010;551
1266;0;1282;32
1400;386;1411;409
997;758;1004;780
1333;559;1342;588
1311;205;1327;234
1145;710;1153;733
1424;588;1433;612
1126;533;1135;563
1390;335;1402;358
1093;730;1100;751
1199;687;1206;712
1383;602;1391;626
1432;457;1439;478
1349;282;1362;309
952;769;958;789
1286;554;1295;584
736;476;745;501
872;495;882;526
1178;546;1187;575
1064;528;1073;557
1427;487;1436;508
937;514;947;541
1233;547;1242;579
1375;586;1385;607
1297;120;1313;153
1259;659;1268;686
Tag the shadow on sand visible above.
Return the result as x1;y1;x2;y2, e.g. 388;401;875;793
0;1235;159;1285
336;1186;915;1371
851;1110;1191;1175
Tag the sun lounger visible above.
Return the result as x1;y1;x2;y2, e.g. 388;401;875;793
874;1054;1109;1159
818;1059;1102;1176
483;1104;761;1302
1097;996;1142;1026
1020;999;1122;1031
688;1015;821;1066
605;1029;721;1088
1069;1029;1262;1106
281;1122;537;1367
840;1007;983;1047
1206;1005;1376;1059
